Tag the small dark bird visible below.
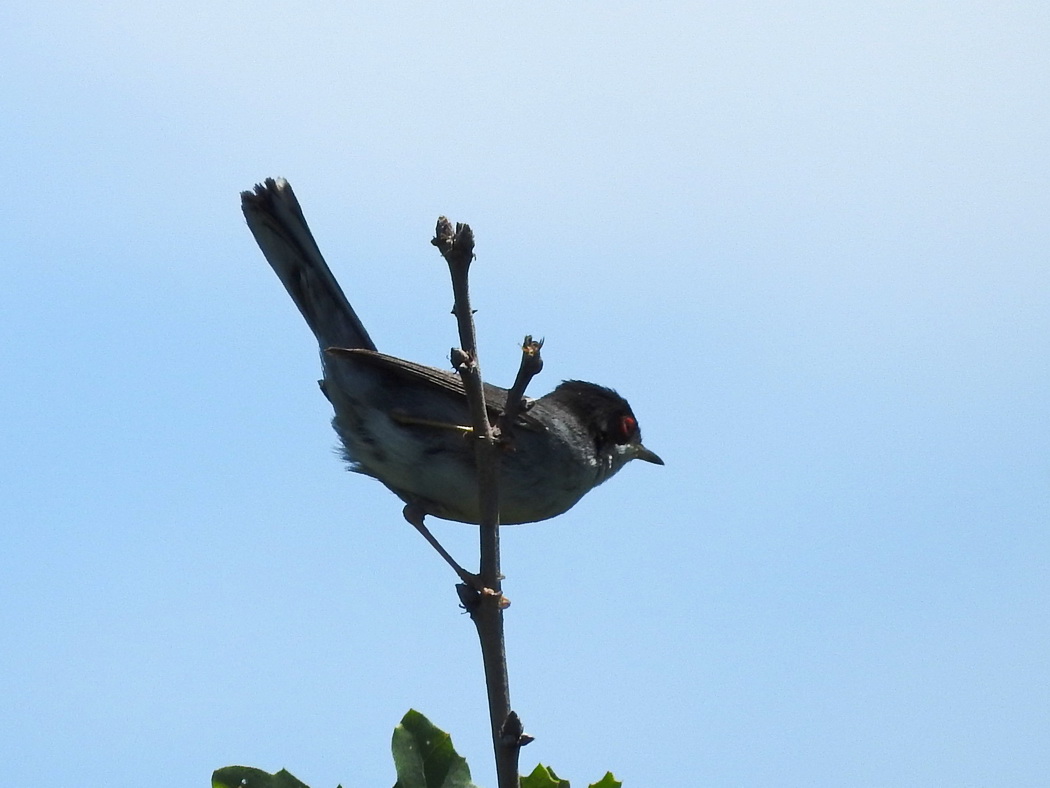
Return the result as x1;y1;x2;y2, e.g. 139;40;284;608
242;178;662;524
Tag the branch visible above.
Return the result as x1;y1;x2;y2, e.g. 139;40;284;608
432;217;535;788
497;336;544;439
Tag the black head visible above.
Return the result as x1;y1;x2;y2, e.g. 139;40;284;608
550;380;664;470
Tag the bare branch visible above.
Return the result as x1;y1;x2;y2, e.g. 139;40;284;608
497;336;544;439
432;216;523;788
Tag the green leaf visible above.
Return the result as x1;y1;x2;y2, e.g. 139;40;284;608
520;764;623;788
212;766;311;788
392;709;479;788
521;764;569;788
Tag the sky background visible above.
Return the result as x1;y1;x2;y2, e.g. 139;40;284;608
2;2;1048;786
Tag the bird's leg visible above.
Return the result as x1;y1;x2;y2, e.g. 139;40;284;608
402;504;482;589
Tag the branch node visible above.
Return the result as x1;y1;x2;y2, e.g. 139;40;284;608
499;711;525;747
432;217;475;271
450;347;472;372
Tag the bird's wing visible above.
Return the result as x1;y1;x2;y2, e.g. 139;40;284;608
325;348;515;415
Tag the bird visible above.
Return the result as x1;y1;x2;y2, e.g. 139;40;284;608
241;178;662;526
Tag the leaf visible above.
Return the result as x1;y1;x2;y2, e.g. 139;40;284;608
391;709;479;788
212;766;311;788
520;765;623;788
520;764;569;788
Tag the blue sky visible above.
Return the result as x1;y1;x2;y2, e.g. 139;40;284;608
2;2;1047;786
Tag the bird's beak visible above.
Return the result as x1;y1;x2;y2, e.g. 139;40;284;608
634;444;665;465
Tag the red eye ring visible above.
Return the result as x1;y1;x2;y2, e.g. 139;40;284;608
616;415;637;443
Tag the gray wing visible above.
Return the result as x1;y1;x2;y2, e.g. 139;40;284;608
326;348;535;423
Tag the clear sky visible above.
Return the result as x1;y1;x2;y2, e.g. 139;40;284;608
2;2;1047;786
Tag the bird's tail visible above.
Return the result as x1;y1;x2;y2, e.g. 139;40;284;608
241;178;376;352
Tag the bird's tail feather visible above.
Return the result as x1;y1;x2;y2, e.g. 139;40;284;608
241;178;376;352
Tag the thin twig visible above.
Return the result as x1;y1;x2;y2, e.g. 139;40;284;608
497;336;544;440
432;217;533;788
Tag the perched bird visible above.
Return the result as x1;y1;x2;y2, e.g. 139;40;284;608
242;178;662;525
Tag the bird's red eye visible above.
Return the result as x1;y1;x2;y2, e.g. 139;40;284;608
616;415;637;443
